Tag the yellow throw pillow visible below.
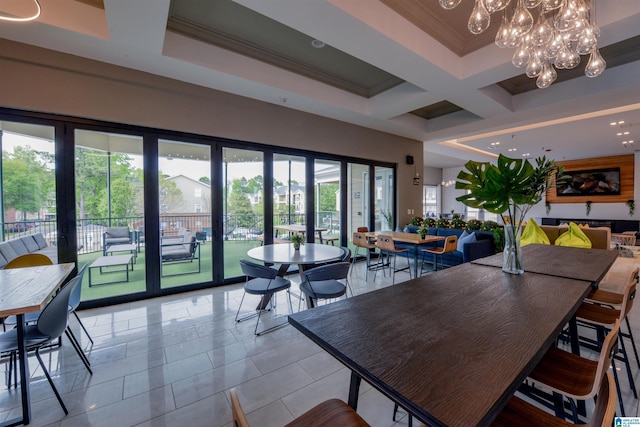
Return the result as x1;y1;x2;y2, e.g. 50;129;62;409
555;222;592;248
520;218;550;246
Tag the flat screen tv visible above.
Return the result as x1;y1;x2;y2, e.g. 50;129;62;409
555;167;621;196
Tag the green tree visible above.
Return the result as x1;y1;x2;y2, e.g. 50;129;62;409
318;183;339;212
228;191;254;227
2;146;54;220
159;173;183;213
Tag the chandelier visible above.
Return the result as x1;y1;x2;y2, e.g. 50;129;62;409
439;0;606;88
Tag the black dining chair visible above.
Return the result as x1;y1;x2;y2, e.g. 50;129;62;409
300;262;351;309
236;259;293;335
0;274;85;415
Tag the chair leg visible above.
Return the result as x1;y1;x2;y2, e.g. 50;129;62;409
35;347;68;415
73;312;94;344
624;316;640;368
65;328;92;374
612;358;626;416
616;333;638;399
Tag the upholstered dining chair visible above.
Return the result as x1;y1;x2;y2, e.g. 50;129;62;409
230;389;370;427
421;235;457;272
4;252;53;269
300;262;351;309
0;274;85;415
236;259;293;335
374;235;411;285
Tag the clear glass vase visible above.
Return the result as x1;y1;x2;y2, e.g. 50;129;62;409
502;225;524;274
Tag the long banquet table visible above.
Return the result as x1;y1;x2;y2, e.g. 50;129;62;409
288;259;602;426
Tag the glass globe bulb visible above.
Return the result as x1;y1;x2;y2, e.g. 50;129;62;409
525;0;543;8
531;12;553;46
512;45;530;67
526;53;544;77
576;25;599;54
439;0;462;10
555;0;580;32
495;11;512;47
585;48;606;77
536;62;558;88
468;0;491;34
485;0;511;13
511;0;534;35
564;47;581;69
543;31;563;59
542;0;563;12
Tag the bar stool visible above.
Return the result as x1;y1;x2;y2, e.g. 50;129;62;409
374;235;411;284
573;268;638;415
491;372;616;426
525;320;620;422
352;232;377;278
421;235;457;272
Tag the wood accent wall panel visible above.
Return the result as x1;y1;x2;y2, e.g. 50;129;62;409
547;154;634;204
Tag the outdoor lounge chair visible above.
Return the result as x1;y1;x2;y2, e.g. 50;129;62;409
102;226;133;255
161;232;201;277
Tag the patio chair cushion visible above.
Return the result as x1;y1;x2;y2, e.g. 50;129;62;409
22;236;41;253
9;239;29;257
33;233;48;249
105;227;131;240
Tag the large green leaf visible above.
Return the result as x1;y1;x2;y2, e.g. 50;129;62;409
455;154;555;215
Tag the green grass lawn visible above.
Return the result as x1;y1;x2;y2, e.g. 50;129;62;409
78;240;260;302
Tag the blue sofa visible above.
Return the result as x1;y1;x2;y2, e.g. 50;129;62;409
397;226;495;268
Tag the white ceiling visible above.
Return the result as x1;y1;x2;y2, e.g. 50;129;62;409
0;0;639;168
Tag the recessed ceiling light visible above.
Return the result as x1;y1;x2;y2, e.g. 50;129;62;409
624;131;630;135
617;132;623;136
508;148;517;152
522;153;530;157
311;39;326;48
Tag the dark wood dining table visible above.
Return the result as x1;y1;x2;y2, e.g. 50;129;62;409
471;244;617;285
0;263;75;426
288;259;601;426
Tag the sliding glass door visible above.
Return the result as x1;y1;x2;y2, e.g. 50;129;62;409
158;139;213;288
75;130;145;300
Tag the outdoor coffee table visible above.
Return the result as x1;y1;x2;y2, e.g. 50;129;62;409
105;243;138;263
89;254;133;287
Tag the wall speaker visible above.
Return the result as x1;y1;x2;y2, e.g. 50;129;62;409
406;155;414;165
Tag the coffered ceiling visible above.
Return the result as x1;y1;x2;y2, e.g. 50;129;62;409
0;0;639;168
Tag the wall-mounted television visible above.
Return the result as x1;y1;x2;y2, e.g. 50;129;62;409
555;167;621;196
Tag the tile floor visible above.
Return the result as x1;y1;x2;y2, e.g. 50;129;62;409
0;260;639;427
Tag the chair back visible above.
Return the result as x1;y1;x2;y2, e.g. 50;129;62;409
356;227;369;232
68;263;89;312
229;389;250;427
443;235;458;253
622;267;639;319
239;259;277;280
587;372;617;427
589;319;620;399
376;235;396;252
304;262;350;282
340;246;352;262
36;275;81;339
4;253;53;269
352;232;373;249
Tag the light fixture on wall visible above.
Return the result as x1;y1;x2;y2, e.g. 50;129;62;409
0;0;41;22
439;0;605;88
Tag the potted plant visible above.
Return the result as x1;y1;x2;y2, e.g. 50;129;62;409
417;225;429;239
455;154;562;274
290;233;304;250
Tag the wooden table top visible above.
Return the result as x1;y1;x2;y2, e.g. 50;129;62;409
472;244;617;284
288;263;592;426
0;263;75;317
248;243;342;265
363;231;444;245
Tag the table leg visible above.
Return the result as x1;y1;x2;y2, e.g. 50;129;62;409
348;371;362;410
413;246;419;278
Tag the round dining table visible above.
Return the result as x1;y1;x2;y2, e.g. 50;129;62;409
247;243;344;309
